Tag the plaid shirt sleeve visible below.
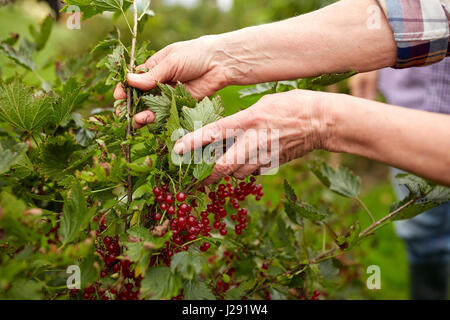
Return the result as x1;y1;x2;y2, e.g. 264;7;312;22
377;0;450;68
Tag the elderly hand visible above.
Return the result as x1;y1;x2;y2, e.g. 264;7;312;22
172;90;332;184
114;35;232;128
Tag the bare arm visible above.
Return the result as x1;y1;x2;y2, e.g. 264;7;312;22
327;94;450;186
173;90;450;186
213;0;396;86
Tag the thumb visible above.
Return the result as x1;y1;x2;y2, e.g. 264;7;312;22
126;60;173;90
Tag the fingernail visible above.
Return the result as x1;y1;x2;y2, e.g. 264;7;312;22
173;142;184;154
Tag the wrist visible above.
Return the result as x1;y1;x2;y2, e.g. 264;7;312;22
314;92;349;153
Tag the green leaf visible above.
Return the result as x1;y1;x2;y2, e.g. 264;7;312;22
309;160;361;198
426;186;450;203
335;221;361;249
29;15;53;51
170;251;205;280
39;135;79;180
224;280;254;300
193;161;214;181
137;0;155;20
91;39;120;53
141;266;182;299
395;173;433;197
0;140;27;175
92;0;125;11
127;225;153;242
0;41;36;71
284;200;330;223
0;80;52;132
239;82;276;98
166;95;181;151
181;96;224;132
8;279;42;300
183;280;215;300
60;183;90;244
309;71;357;87
283;179;297;202
52;78;83;125
389;195;444;221
141;93;171;129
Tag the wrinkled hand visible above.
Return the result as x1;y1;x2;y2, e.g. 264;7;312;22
114;36;231;128
349;71;379;101
173;90;331;184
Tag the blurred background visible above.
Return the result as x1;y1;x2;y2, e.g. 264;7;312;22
0;0;408;299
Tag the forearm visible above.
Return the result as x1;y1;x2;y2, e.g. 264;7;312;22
326;95;450;186
211;0;396;85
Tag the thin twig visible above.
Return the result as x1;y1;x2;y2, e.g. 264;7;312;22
355;196;375;223
358;198;416;238
125;1;139;208
306;197;416;265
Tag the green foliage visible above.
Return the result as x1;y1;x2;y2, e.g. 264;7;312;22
141;266;182;299
29;15;53;52
60;183;90;244
309;160;361;198
0;80;52;132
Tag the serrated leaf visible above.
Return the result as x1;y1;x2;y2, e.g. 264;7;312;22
426;186;450;203
0;42;36;71
170;251;205;280
395;173;433;197
389;195;444;221
29;15;53;51
183;280;215;300
193;161;214;181
91;39;120;53
52;78;83;125
284;200;330;223
0;80;52;132
39;135;79;180
92;0;125;11
0;140;27;175
141;93;171;129
309;160;361;198
60;183;90;244
141;266;182;299
181;96;224;132
283;179;297;202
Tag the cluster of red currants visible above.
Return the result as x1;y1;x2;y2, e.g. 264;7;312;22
151;176;263;259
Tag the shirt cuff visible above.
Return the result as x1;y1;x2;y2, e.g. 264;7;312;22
377;0;450;68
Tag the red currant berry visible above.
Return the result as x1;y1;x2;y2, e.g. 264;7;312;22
176;192;186;202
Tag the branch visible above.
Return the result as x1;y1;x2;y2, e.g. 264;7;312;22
304;197;416;266
125;1;139;206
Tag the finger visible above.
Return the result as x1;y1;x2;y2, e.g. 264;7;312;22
114;83;127;100
173;109;250;154
203;143;245;185
144;45;172;69
232;163;259;180
126;58;174;91
133;110;155;129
